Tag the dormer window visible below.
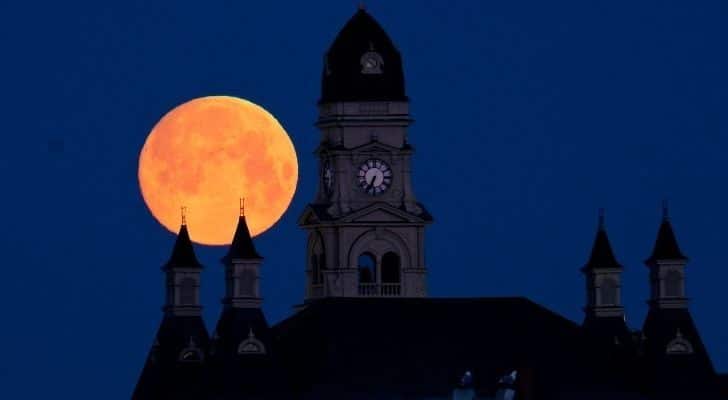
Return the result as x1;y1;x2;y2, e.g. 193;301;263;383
178;337;204;362
666;329;694;355
238;329;266;355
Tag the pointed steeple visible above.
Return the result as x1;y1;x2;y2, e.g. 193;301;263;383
134;208;210;399
210;205;273;397
222;203;261;263
164;210;202;270
644;203;690;311
582;209;622;271
646;202;687;264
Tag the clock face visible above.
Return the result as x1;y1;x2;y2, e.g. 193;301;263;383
360;51;383;74
364;57;379;69
322;160;334;195
358;159;392;195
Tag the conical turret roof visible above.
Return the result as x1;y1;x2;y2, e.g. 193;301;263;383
582;213;622;271
646;215;687;264
222;215;261;263
164;224;202;270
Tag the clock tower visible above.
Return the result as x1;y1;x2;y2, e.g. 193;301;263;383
298;7;432;301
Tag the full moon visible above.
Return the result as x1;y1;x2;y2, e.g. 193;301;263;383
138;96;298;245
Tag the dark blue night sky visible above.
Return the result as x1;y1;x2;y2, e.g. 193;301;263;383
2;1;727;398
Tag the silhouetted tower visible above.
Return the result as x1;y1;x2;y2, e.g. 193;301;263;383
645;205;689;310
133;215;209;399
209;207;274;398
640;204;717;397
581;210;629;339
299;7;432;301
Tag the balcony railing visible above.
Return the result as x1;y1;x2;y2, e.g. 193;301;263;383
381;283;401;297
358;283;401;297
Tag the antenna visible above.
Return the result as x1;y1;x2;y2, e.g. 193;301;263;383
181;206;187;226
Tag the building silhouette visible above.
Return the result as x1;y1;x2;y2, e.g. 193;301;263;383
133;7;728;400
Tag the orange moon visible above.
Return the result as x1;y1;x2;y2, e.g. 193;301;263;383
138;96;298;245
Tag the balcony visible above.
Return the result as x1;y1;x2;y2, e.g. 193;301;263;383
358;283;401;297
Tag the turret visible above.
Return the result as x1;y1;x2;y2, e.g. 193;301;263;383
645;205;688;310
209;204;275;398
640;204;716;396
163;211;203;316
221;204;263;309
133;213;209;399
582;210;625;323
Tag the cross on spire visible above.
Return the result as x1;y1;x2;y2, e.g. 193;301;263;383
598;208;605;230
662;199;670;221
181;206;187;226
240;198;245;217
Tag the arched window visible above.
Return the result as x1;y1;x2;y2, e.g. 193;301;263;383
600;278;618;306
666;330;694;355
238;329;266;355
178;337;203;362
358;253;376;283
180;278;196;305
381;252;401;283
318;254;326;282
665;270;682;297
311;254;321;284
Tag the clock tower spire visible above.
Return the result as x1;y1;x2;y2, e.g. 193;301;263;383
299;7;432;301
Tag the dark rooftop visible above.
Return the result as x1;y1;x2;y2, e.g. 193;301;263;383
646;217;687;264
163;224;202;270
222;215;261;263
320;9;407;104
582;215;622;271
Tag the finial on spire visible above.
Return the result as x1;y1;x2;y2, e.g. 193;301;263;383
181;206;187;226
240;198;245;217
598;208;605;230
359;2;366;11
662;199;670;221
